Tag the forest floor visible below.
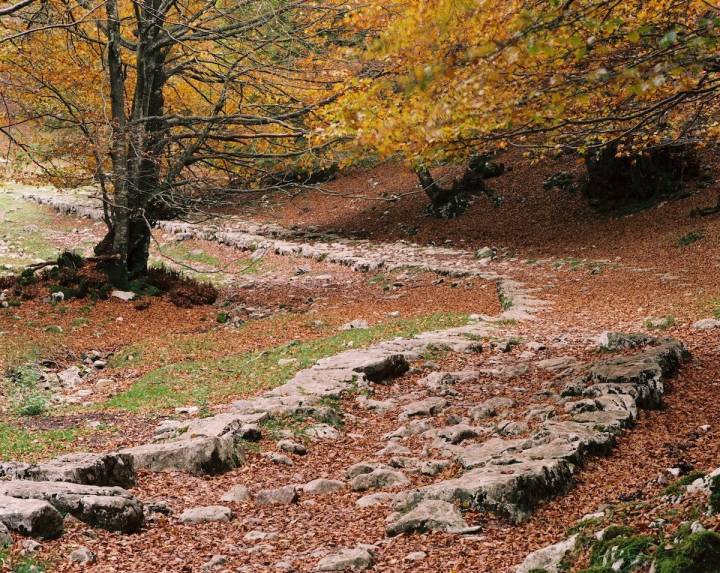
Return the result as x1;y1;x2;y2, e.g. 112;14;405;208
1;154;720;572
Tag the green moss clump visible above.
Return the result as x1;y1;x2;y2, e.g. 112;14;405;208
584;527;653;573
655;531;720;573
708;475;720;514
662;471;707;497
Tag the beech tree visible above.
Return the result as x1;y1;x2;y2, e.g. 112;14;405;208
322;0;720;214
1;0;347;280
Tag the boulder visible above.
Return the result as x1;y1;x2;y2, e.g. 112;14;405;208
316;546;374;571
306;424;341;441
220;485;251;503
120;435;241;475
350;469;409;492
0;496;64;539
0;523;10;547
516;534;578;573
0;481;143;533
254;485;298;506
0;453;135;487
401;397;447;419
277;439;307;455
69;546;96;565
302;479;344;495
386;500;470;536
396;457;574;523
178;506;232;524
691;319;720;330
471;397;516;420
436;424;479;444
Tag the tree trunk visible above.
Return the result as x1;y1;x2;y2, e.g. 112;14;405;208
415;167;469;218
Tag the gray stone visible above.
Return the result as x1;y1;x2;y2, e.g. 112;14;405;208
396;457;574;523
404;551;427;562
386;500;469;536
516;534;578;573
316;546;374;571
120;435;241;475
401;397;447;419
0;496;64;539
266;453;294;466
350;469;409;492
179;506;232;524
221;485;251;503
306;424;341;441
0;522;10;547
302;479;344;495
376;442;411;456
0;452;135;488
57;366;83;388
340;320;369;331
355;493;395;508
111;290;136;301
496;420;529;436
202;555;228;570
471;397;516;420
692;319;720;330
277;439;307;455
255;485;298;505
0;481;143;533
436;424;479;444
69;546;96;565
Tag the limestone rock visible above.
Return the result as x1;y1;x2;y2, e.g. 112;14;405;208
0;523;10;547
350;469;409;492
179;506;232;524
316;546;374;571
120;435;241;475
69;546;96;565
0;496;64;539
277;439;307;455
0;453;135;488
0;481;143;533
302;479;344;495
355;493;396;508
515;534;578;573
221;485;251;503
254;485;298;505
396;457;574;523
471;397;516;420
386;500;469;536
692;319;720;330
306;424;341;441
401;397;447;419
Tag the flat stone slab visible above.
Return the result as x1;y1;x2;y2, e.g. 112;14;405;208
120;435;241;475
386;500;470;536
0;481;143;533
516;534;578;573
316;546;374;571
396;457;574;523
0;495;64;539
178;506;232;524
0;452;135;487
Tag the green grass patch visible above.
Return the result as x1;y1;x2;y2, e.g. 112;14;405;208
0;194;72;269
645;315;676;331
105;312;468;412
0;422;78;460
